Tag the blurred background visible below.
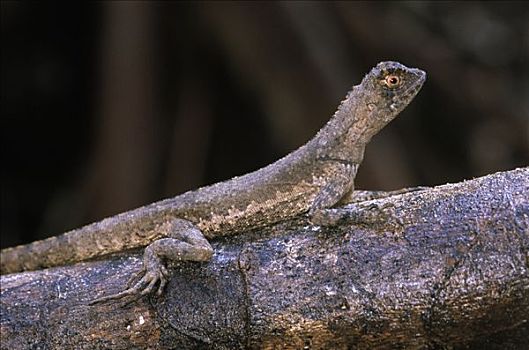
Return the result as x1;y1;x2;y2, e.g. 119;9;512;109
1;1;528;248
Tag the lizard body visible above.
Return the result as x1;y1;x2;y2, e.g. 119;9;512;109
0;61;426;302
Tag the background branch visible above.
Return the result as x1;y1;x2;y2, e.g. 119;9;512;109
1;168;528;349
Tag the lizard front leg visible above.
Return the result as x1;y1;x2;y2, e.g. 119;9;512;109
90;218;213;304
308;163;356;225
312;187;429;228
308;162;427;226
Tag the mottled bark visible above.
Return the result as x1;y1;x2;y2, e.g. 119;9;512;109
1;168;528;349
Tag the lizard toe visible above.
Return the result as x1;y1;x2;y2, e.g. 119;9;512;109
126;267;145;289
140;279;157;296
156;275;168;296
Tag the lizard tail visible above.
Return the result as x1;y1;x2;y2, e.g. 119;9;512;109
0;215;149;275
1;233;81;274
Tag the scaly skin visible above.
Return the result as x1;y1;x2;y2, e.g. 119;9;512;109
0;61;426;303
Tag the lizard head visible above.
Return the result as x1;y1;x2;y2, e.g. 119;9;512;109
314;61;425;161
356;61;426;142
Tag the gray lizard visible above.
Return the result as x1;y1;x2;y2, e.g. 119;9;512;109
0;61;426;303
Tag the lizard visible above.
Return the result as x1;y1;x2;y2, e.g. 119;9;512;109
0;61;426;303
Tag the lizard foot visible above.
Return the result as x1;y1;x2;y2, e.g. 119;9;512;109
88;249;169;305
310;202;404;229
309;208;347;226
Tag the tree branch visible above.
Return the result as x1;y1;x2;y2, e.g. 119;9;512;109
1;168;528;349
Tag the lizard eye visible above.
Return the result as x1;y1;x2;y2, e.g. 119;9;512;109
384;74;401;88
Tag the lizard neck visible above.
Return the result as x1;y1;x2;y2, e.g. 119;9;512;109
308;86;369;165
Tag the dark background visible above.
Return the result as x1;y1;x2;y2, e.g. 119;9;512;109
1;1;528;248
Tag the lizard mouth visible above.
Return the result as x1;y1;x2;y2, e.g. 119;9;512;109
402;70;426;99
411;68;427;89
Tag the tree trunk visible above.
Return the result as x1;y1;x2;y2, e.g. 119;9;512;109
1;168;528;349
